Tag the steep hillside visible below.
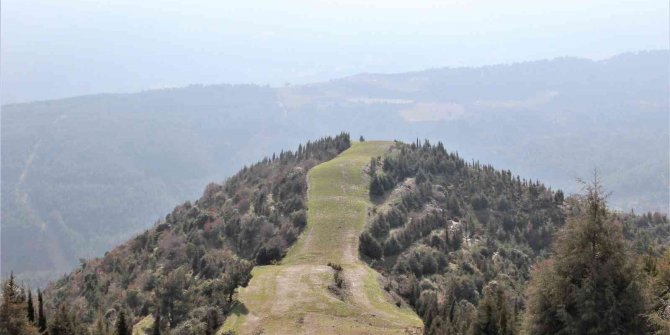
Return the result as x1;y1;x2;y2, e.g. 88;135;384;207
3;51;668;285
5;137;669;335
42;134;352;333
223;141;422;334
358;141;670;334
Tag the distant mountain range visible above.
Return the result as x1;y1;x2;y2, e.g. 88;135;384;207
2;50;668;286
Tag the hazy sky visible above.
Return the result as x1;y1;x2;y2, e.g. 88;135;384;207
2;0;668;104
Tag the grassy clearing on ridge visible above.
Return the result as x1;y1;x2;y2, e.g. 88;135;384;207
221;141;422;335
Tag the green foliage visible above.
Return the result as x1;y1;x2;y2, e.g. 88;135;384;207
48;305;78;335
359;231;383;259
360;140;565;334
523;178;650;334
472;280;516;335
360;140;670;335
327;262;345;297
41;134;351;331
37;289;47;332
369;173;395;197
646;250;670;334
0;274;38;335
92;310;111;335
26;289;35;323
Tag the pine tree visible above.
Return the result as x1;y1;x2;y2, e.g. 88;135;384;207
415;167;428;185
0;273;39;335
115;310;130;335
37;289;47;333
370;175;384;197
359;231;383;259
152;308;160;335
523;176;649;334
27;289;35;323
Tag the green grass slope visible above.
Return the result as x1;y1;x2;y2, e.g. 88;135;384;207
222;141;423;334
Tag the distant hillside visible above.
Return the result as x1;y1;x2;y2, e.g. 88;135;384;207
279;50;669;213
2;50;668;285
1;84;300;285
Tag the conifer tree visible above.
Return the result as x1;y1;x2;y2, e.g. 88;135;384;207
152;308;161;335
359;231;383;259
523;175;649;334
115;310;130;335
0;273;39;335
37;289;47;333
27;289;35;323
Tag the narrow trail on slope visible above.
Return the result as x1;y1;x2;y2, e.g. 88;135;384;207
13;115;71;272
15;114;68;227
222;141;423;335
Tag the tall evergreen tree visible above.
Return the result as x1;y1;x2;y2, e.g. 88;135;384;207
0;273;39;335
115;310;130;335
37;289;47;333
370;175;384;196
27;289;35;323
152;308;160;335
523;176;649;334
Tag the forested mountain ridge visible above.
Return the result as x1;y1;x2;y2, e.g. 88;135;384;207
39;134;352;334
2;136;669;335
2;50;668;286
359;140;670;334
222;141;422;334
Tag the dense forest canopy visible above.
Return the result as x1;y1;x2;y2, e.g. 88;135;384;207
359;140;670;334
